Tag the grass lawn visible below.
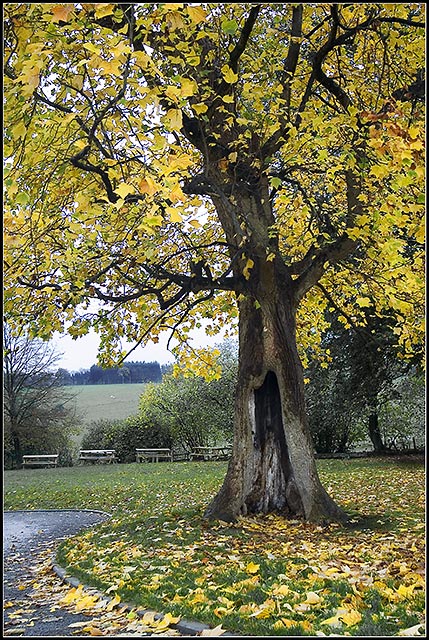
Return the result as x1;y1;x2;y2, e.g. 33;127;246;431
4;457;425;636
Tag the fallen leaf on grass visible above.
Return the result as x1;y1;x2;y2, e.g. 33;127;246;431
200;624;226;636
397;623;425;636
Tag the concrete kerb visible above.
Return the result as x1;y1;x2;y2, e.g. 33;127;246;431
51;561;236;637
16;509;238;636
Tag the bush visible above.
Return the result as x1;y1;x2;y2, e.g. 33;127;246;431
80;416;172;463
80;419;118;451
105;415;172;463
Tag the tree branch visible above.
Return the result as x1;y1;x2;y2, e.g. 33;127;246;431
229;5;262;72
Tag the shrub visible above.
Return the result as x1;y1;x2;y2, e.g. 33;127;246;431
105;415;172;463
80;419;118;451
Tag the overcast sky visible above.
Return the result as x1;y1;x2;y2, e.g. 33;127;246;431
51;326;230;372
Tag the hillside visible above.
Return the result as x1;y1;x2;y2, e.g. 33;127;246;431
69;383;147;424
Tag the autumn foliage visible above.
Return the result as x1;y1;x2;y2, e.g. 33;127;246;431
3;3;425;523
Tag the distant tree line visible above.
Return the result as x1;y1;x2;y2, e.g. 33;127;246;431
57;361;163;385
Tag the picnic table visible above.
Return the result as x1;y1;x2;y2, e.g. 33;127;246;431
78;449;118;464
22;454;59;469
189;446;232;461
136;448;172;463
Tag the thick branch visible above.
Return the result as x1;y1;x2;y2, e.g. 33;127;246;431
229;5;262;73
292;169;364;301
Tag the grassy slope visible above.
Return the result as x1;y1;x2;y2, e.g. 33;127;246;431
4;457;425;636
69;383;147;424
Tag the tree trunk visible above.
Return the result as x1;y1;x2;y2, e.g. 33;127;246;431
368;410;385;452
205;280;349;524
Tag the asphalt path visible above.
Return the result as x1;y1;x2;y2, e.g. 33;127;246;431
3;509;111;637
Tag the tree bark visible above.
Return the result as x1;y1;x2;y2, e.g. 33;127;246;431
368;410;385;452
205;269;349;524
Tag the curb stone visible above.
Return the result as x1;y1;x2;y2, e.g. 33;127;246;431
52;562;240;636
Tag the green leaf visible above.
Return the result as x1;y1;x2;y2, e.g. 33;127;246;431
221;19;238;35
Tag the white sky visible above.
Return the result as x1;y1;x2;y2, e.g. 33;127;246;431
51;326;230;372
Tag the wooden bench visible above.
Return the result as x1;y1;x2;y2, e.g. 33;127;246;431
22;454;59;469
136;448;172;463
78;449;118;464
189;446;232;461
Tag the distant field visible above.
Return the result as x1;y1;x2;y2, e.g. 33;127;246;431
68;383;147;424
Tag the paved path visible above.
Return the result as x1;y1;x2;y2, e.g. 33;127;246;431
3;510;223;637
3;509;111;637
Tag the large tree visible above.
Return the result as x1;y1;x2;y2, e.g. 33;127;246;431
3;4;425;522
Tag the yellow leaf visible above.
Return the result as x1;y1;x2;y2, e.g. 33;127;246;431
356;296;371;307
164;109;183;130
304;591;322;605
272;584;290;597
83;627;104;636
154;612;181;630
139;176;158;196
94;4;115;19
82;42;101;55
200;625;226;636
180;78;197;97
370;164;390;179
189;219;201;228
245;561;260;574
51;4;74;23
273;618;298;629
166;207;183;223
193;103;208;115
59;586;83;604
340;609;362;627
250;607;271;619
321;613;343;627
186;6;207;23
73;139;87;151
142;611;156;625
114;183;135;199
75;594;99;611
12;122;27;139
221;65;239;84
106;594;121;611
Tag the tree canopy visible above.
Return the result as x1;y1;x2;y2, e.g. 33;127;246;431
3;3;425;371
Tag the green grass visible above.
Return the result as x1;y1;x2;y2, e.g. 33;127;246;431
4;457;425;636
69;383;147;424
